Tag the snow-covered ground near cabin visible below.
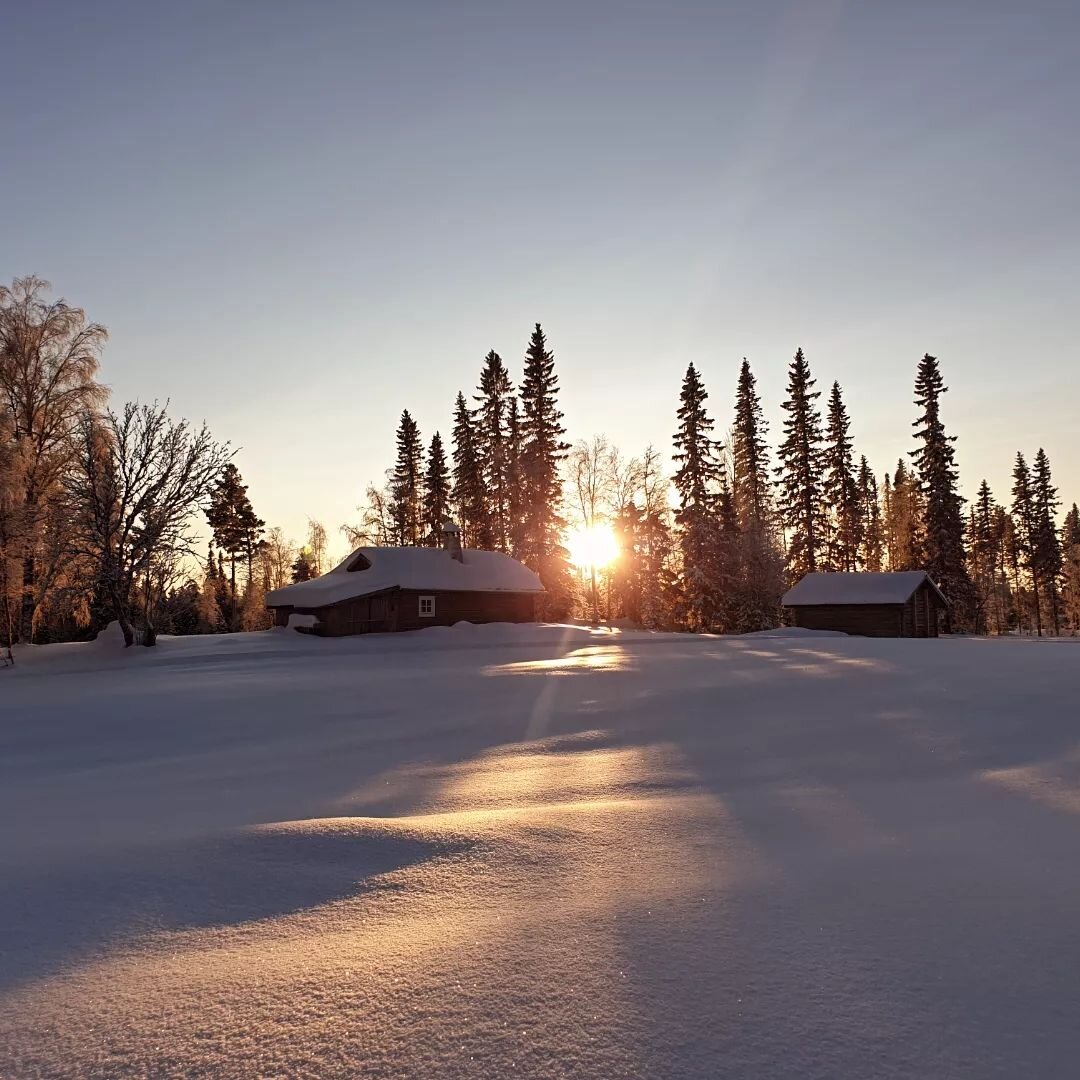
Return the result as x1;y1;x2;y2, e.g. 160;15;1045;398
2;625;1080;1080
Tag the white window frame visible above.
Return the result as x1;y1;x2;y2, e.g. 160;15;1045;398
418;595;436;618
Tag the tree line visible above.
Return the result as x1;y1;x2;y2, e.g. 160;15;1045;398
2;275;1077;647
362;333;1080;636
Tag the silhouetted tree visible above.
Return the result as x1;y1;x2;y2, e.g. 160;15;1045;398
672;364;732;631
422;431;451;545
291;547;316;583
474;350;514;551
389;409;423;546
776;348;826;582
451;391;489;548
206;463;264;624
911;354;975;628
856;456;883;571
823;381;861;571
1031;448;1062;635
519;323;572;613
1011;451;1040;635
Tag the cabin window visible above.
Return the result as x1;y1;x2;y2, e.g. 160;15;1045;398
418;595;436;618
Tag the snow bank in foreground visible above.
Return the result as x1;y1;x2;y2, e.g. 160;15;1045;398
3;629;1080;1078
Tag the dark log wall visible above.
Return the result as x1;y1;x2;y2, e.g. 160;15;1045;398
790;604;905;637
395;589;536;632
790;585;944;638
270;589;538;636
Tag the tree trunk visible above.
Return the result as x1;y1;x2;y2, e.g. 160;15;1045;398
19;552;36;644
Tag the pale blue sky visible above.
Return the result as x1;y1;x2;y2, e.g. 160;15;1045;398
3;1;1077;552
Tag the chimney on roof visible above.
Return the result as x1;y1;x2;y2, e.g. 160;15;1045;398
441;521;464;563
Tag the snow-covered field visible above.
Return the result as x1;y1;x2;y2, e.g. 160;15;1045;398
3;624;1080;1079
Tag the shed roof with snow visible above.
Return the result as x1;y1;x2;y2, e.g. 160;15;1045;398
782;571;947;608
265;547;545;610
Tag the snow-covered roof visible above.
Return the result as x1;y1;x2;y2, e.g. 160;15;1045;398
265;547;545;609
782;571;947;607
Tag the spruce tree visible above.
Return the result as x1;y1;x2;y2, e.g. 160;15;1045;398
731;359;782;629
474;350;514;551
291;548;316;583
856;456;883;571
823;381;861;571
910;353;974;628
672;364;731;631
969;480;1002;633
732;359;772;532
1031;448;1063;634
505;397;526;559
1010;452;1040;634
775;348;826;582
422;431;451;546
389;410;423;546
451;391;490;548
519;323;571;611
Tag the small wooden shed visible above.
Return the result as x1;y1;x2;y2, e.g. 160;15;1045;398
782;571;948;638
264;543;545;636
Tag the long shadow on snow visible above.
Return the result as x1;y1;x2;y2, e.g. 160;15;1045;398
0;822;469;993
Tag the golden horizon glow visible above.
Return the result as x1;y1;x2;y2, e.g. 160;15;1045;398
566;523;619;571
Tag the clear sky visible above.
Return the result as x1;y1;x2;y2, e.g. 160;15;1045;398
3;1;1078;555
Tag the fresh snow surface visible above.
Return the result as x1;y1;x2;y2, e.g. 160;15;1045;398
265;546;545;608
782;570;943;606
286;612;320;630
3;625;1080;1079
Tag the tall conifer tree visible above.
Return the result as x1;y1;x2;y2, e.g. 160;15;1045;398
823;381;861;571
422;431;451;546
911;353;974;627
451;392;489;548
672;364;733;631
505;397;526;559
775;348;826;582
389;410;423;546
1010;451;1040;634
732;359;772;532
856;456;883;571
1031;448;1063;634
474;351;514;551
519;323;571;611
731;359;782;629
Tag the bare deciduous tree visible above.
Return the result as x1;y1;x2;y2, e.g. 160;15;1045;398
342;483;395;548
306;518;328;575
68;402;231;646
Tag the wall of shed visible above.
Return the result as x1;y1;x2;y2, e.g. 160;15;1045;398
272;589;538;637
789;604;905;637
394;590;536;632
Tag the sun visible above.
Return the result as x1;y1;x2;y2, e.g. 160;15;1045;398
566;523;620;570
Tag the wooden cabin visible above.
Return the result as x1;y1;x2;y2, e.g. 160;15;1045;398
264;532;545;636
782;571;948;638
